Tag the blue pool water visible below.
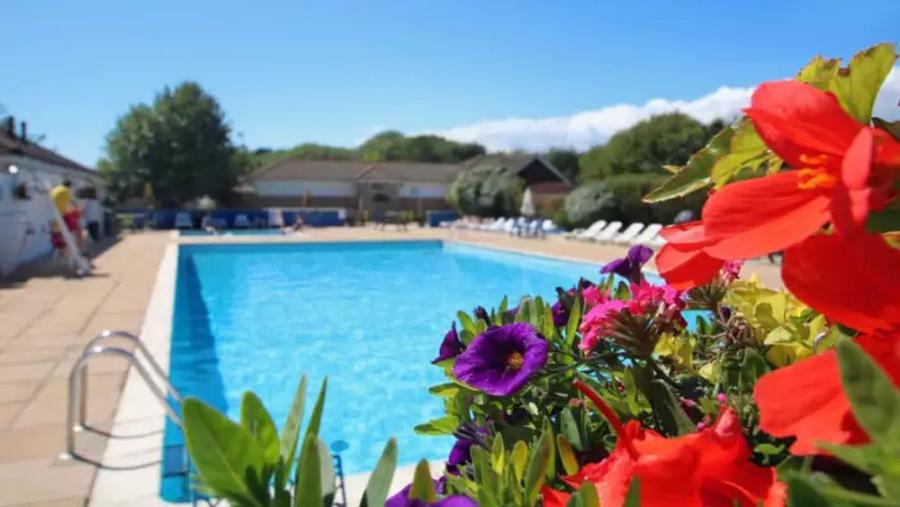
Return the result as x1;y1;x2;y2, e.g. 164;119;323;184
161;240;609;501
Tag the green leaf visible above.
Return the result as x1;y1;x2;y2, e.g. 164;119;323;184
642;126;732;202
632;365;695;436
623;478;641;507
428;382;461;398
786;476;832;507
524;429;553;505
182;397;265;505
361;438;398;507
409;460;437;503
511;440;528;483
796;54;840;90
560;408;584;451
557;435;579;475
294;435;322;507
565;297;582;347
458;311;478;336
491;433;506;474
836;340;900;445
414;415;459;435
304;378;328;441
280;375;308;467
317;439;336;506
710;120;778;187
830;43;897;124
566;482;599;507
240;391;280;466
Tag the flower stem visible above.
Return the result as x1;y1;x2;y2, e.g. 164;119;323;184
573;380;639;459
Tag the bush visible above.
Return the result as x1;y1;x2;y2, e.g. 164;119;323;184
447;165;523;217
563;181;618;227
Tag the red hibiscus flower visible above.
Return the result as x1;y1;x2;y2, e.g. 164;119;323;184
754;232;900;454
701;80;900;259
543;381;784;507
655;221;727;289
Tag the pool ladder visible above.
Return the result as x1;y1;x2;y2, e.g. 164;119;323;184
61;329;183;470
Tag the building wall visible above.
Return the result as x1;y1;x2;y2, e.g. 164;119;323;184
0;155;104;276
253;179;356;198
396;182;448;199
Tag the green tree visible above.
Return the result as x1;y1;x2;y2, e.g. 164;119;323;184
544;148;580;183
447;164;523;217
563;181;618;227
250;143;357;168
579;113;712;181
359;131;485;163
98;82;240;206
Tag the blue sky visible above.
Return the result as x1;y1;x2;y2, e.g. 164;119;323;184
4;0;899;165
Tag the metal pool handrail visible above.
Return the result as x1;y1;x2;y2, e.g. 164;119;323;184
61;330;183;470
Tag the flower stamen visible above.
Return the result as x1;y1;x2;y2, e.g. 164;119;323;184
506;351;524;370
797;168;837;190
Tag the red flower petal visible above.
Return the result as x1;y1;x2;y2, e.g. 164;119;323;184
656;243;724;290
702;171;830;259
541;486;570;507
755;333;900;455
744;81;861;168
783;233;900;333
659;221;716;249
830;128;876;236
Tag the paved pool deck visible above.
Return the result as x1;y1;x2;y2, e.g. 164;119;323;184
0;227;783;506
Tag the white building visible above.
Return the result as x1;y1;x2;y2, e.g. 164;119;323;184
0;119;105;277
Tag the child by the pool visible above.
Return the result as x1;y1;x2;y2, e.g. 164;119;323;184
49;178;86;254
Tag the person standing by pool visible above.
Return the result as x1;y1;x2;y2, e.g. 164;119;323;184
50;178;86;254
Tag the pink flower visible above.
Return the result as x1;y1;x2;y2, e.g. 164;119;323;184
582;285;606;307
721;260;743;284
578;299;626;351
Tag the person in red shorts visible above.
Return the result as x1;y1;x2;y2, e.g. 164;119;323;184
50;178;85;254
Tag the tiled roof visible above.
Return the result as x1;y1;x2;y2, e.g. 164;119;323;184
462;154;572;186
0;129;95;175
249;159;463;183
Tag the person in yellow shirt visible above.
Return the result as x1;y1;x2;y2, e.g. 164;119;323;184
49;179;85;253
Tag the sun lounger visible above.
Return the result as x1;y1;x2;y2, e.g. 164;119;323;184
541;219;561;234
569;220;607;241
174;212;193;229
612;223;645;245
233;214;251;228
631;223;663;245
590;221;623;242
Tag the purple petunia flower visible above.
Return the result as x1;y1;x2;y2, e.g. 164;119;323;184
551;300;569;327
446;438;474;475
473;306;490;322
385;482;477;507
452;323;548;396
432;323;462;364
601;244;653;283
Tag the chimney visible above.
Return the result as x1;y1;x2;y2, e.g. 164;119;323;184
19;121;27;142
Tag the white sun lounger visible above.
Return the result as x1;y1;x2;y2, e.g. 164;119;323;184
631;223;663;245
590;221;623;242
569;220;607;241
174;212;193;229
612;222;646;245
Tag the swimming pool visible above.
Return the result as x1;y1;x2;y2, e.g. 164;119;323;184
179;228;287;236
161;240;605;501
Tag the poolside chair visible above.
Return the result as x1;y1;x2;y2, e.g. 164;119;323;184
590;221;623;242
541;219;561;235
233;214;251;228
612;222;646;245
631;223;663;245
569;220;607;241
174;212;193;229
488;217;508;232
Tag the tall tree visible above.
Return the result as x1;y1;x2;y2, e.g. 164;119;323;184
359;131;485;163
544;148;580;183
578;113;712;181
99;82;240;206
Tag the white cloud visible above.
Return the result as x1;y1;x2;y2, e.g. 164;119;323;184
431;67;900;153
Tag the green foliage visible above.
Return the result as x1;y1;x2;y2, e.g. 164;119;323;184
99;82;241;206
828;43;896;124
562;181;617;227
359;130;485;163
545;148;580;183
579;113;718;181
182;375;402;507
447;164;524;217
